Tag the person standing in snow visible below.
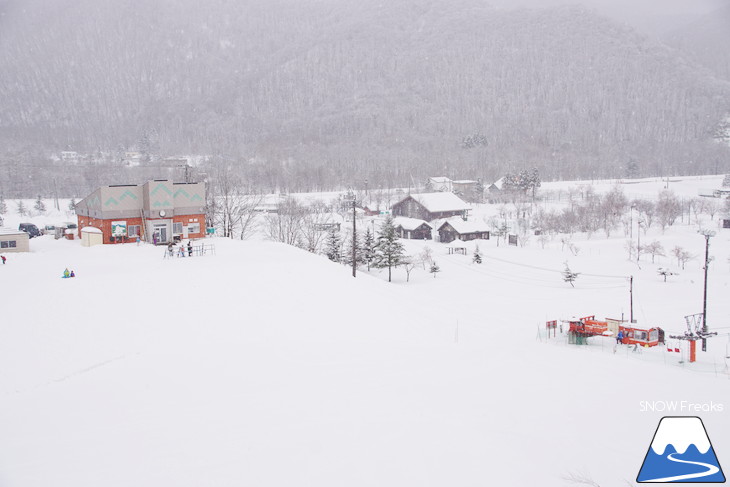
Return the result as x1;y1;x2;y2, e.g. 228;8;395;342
1;255;5;264
616;330;624;345
187;241;193;257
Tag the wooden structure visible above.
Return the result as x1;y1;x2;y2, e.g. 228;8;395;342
391;193;469;221
446;239;467;255
437;218;490;243
393;217;432;240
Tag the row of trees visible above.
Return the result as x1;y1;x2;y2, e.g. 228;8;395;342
532;187;726;239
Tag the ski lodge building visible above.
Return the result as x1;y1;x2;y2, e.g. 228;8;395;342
75;180;206;244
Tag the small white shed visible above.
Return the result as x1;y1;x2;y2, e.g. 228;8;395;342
80;227;103;247
0;227;30;252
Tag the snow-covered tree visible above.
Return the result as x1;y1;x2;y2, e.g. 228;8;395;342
430;261;441;278
419;245;433;270
642;240;665;263
562;262;579;287
0;195;7;215
362;228;376;271
34;196;46;214
473;245;482;264
656;190;681;231
722;174;730;187
342;230;364;267
324;227;342;262
671;245;694;270
403;256;417;282
68;198;77;212
372;215;406;282
657;268;677;282
16;200;26;216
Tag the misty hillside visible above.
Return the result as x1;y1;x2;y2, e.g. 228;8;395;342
1;0;729;194
666;4;730;82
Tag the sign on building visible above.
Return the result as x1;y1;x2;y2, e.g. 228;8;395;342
111;221;127;236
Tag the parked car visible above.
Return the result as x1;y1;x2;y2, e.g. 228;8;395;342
19;222;41;238
43;224;57;235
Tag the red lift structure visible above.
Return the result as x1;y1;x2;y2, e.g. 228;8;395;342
559;315;665;348
668;313;718;363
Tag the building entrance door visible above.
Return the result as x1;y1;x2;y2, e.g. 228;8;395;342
154;225;168;243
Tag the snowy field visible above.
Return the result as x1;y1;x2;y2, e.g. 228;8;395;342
1;176;729;486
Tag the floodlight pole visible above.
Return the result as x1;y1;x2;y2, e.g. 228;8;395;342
701;231;714;351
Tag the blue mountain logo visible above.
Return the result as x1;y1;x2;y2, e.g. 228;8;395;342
637;416;725;483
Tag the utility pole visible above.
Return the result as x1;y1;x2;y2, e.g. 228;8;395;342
53;178;60;210
352;199;357;278
701;230;715;352
629;275;634;323
636;220;643;264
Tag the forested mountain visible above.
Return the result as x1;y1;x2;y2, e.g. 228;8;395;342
1;0;729;196
666;4;730;83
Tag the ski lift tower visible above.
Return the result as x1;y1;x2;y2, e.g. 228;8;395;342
669;314;718;363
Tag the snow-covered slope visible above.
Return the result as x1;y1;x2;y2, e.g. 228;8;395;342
1;177;729;486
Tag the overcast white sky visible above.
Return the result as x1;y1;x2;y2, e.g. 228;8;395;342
489;0;725;36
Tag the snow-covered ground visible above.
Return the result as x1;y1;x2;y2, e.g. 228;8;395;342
1;176;729;486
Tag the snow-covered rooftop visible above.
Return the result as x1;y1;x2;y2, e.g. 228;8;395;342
0;227;26;236
406;193;469;212
81;226;103;234
439;217;490;234
428;176;451;183
393;217;431;231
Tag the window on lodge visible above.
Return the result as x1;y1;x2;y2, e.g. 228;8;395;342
173;222;183;235
128;225;141;237
188;222;200;234
0;240;17;248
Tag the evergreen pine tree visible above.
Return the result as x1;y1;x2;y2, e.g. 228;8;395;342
342;230;364;267
362;227;376;271
68;198;77;212
723;174;730;188
16;200;26;216
34;196;46;214
372;215;405;282
562;262;579;287
430;262;441;278
473;245;482;264
475;179;485;203
324;227;342;262
0;195;7;215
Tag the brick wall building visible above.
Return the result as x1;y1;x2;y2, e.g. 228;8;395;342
76;180;206;244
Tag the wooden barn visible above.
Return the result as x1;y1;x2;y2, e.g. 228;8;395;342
437;218;490;243
391;193;469;221
393;217;432;240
